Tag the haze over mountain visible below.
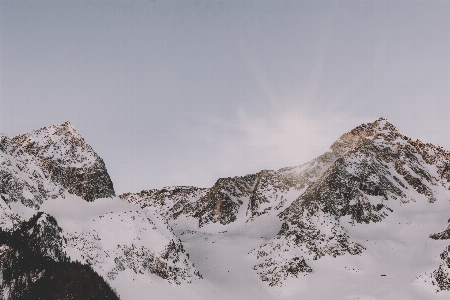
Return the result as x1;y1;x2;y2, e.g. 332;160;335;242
2;118;450;299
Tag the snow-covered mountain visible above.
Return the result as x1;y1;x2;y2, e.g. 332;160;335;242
3;118;450;299
0;121;114;207
0;123;201;300
121;118;450;299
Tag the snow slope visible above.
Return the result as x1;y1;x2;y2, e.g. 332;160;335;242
122;118;450;299
3;119;450;299
0;122;201;300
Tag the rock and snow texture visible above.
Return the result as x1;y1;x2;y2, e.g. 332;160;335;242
5;118;450;299
0;122;201;300
120;186;209;220
121;118;450;299
251;118;450;287
39;195;202;288
0;121;115;208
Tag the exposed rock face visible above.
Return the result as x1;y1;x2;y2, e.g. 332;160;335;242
252;250;313;287
121;118;450;288
0;122;121;299
8;118;450;295
107;239;201;284
120;121;364;227
418;222;450;291
251;209;365;286
66;209;201;285
0;121;114;208
416;245;450;292
122;173;296;227
433;246;450;291
251;118;450;286
184;175;257;226
120;186;208;219
0;121;201;299
430;220;450;240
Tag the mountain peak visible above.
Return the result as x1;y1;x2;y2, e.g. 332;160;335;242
0;121;115;205
350;117;406;141
38;121;80;140
4;120;450;298
60;120;76;133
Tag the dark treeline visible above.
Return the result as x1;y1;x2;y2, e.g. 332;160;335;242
0;212;120;300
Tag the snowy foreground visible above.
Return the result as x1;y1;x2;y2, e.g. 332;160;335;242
11;192;450;300
2;119;450;299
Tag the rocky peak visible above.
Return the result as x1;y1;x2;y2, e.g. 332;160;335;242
9;121;94;168
325;118;405;159
351;118;406;141
0;122;115;207
250;118;450;286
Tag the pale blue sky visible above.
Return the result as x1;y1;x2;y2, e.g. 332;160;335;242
1;1;450;194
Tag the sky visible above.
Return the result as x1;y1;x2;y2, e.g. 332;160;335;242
1;1;450;194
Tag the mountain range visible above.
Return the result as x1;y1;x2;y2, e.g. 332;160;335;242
1;118;450;299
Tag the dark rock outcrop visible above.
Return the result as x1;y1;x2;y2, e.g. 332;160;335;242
0;122;115;207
